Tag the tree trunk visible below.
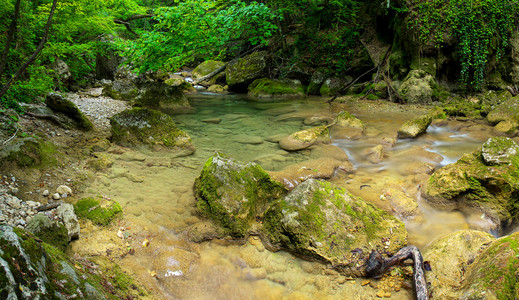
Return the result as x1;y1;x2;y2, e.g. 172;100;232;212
0;0;22;77
0;0;59;100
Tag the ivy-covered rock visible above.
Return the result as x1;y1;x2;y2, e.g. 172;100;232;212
193;153;288;237
278;125;331;151
226;51;269;92
110;108;195;151
460;231;519;299
248;78;305;98
262;179;408;277
397;114;432;139
423;230;495;299
397;70;436;104
45;93;93;130
423;137;519;230
74;196;122;226
192;60;225;85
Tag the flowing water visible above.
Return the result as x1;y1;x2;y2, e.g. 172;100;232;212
72;93;503;299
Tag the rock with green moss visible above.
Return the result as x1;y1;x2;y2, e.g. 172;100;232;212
192;60;226;85
334;111;365;130
45;93;94;130
74;197;122;226
248;78;305;98
193;152;288;237
397;114;432;139
319;77;352;96
460;231;519;299
226;51;269;92
307;69;326;95
487;96;519;136
262;179;408;277
110;108;195;152
423;230;495;299
26;213;69;252
397;70;436;104
279;125;331;151
0;137;59;168
423;137;519;230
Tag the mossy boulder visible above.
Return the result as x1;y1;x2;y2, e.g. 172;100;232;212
262;179;408;277
110;108;195;151
192;60;226;85
279;125;331;151
26;213;69;252
487;96;519;136
460;231;519;299
423;137;519;230
423;230;495;299
334;111;365;130
45;93;93;130
226;51;268;92
319;77;352;96
0;137;59;168
193;153;288;237
248;78;305;98
74;197;122;226
397;114;432;139
397;70;436;104
307;69;326;95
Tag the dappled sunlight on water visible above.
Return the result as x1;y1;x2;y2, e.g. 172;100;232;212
75;93;499;299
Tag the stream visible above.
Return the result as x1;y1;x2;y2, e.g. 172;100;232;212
72;93;500;299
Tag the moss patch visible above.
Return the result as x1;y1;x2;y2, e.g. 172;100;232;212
2;138;60;168
248;78;305;98
74;196;122;226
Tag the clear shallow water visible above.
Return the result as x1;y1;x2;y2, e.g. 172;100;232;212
75;93;500;299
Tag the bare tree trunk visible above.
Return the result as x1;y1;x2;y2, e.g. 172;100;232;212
0;0;59;100
0;0;22;77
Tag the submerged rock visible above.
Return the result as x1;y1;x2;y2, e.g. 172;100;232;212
423;137;519;230
460;231;519;299
193;153;288;237
279;125;331;151
262;179;408;277
397;114;432;139
110;107;195;151
248;78;305;98
423;230;495;299
226;51;269;92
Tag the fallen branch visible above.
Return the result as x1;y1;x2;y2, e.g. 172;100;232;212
25;111;66;128
35;201;62;212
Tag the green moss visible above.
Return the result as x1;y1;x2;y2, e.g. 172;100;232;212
5;139;59;168
74;197;122;226
248;78;305;97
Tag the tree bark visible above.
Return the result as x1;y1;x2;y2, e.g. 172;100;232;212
0;0;22;77
0;0;59;100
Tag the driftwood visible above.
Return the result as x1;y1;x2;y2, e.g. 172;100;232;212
366;246;429;300
35;201;62;212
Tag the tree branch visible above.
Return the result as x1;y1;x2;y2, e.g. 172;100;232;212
114;14;156;37
0;0;22;77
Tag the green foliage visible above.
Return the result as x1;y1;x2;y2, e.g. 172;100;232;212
408;0;519;90
124;0;279;73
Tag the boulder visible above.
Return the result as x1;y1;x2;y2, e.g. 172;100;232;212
262;179;408;277
307;69;326;95
193;152;288;237
51;59;72;86
333;111;365;131
487;96;519;136
56;203;80;241
319;77;352;96
248;78;305;98
460;231;519;299
397;114;432;139
226;51;269;92
0;137;59;168
279;125;331;151
364;145;385;164
207;84;227;93
45;93;94;130
423;230;495;300
192;60;226;85
423;137;519;230
26;213;69;251
110;107;195;152
397;70;436;104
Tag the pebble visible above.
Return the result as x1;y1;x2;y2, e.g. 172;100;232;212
56;185;72;196
42;190;50;197
52;193;61;200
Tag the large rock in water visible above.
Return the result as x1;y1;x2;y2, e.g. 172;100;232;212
279;125;331;151
423;137;519;230
248;78;305;98
423;230;495;299
193;153;288;237
110;108;195;152
397;114;432;139
262;179;408;277
460;231;519;299
192;60;225;85
226;51;268;92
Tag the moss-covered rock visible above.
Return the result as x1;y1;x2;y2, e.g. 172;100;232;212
397;114;432;139
262;179;408;277
74;196;122;226
192;60;226;85
334;111;365;130
423;137;519;230
26;213;69;252
248;78;305;98
110;107;195;151
45;93;93;130
423;230;495;300
460;231;519;299
193;153;288;237
0;137;59;168
486;96;519;136
278;125;331;151
397;70;436;104
226;51;268;92
307;69;326;95
319;77;352;96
